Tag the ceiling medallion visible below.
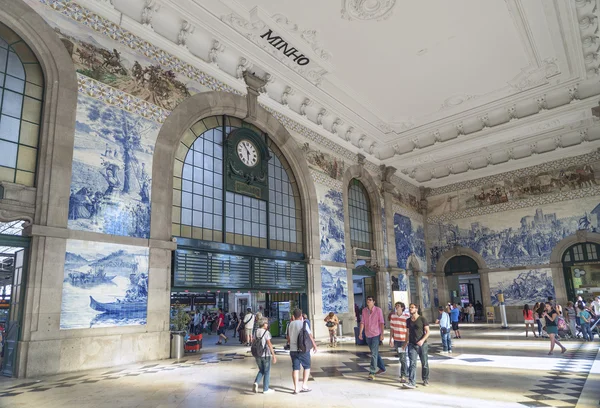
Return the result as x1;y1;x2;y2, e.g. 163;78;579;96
341;0;397;21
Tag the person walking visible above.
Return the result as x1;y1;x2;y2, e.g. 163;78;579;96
543;302;567;355
252;318;277;394
358;296;386;380
523;304;536;338
436;305;452;353
578;303;593;341
450;303;461;339
215;308;228;345
389;302;409;383
467;304;475;323
287;308;317;394
403;303;430;389
324;312;339;347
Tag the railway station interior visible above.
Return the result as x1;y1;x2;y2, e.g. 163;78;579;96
0;0;598;407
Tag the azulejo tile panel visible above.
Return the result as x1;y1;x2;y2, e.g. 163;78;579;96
316;183;347;263
60;239;149;329
311;170;343;191
394;213;426;271
68;92;160;238
488;268;555;307
427;157;599;218
321;266;349;314
428;195;600;271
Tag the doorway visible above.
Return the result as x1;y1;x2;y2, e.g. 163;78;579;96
444;256;483;319
562;242;600;301
0;221;30;377
352;265;377;309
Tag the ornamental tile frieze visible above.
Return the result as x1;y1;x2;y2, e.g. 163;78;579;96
428;150;600;197
392;203;424;223
428;185;600;223
78;74;168;123
310;169;343;191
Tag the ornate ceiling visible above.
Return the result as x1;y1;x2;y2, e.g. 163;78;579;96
83;0;600;188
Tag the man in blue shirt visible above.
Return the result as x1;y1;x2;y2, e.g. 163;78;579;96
450;303;461;339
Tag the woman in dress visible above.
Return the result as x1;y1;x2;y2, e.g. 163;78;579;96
543;302;567;355
523;304;536;338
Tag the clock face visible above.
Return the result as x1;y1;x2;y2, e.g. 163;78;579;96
237;139;259;167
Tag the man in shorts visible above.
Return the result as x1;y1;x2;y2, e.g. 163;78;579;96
243;308;255;346
287;308;317;394
451;303;461;339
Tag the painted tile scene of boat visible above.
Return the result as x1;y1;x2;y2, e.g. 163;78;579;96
60;239;149;329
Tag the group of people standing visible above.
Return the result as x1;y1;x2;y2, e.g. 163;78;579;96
524;296;599;351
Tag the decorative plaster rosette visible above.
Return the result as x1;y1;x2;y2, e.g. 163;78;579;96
341;0;397;21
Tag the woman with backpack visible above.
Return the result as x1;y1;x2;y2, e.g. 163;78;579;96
543;302;567;355
252;318;276;394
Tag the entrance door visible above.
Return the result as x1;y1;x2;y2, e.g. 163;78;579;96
2;249;24;377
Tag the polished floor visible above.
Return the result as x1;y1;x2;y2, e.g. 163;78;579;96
0;324;599;408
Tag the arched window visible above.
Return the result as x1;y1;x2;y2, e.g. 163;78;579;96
171;115;303;253
0;23;43;187
348;179;373;249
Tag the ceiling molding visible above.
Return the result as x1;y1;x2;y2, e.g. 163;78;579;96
340;0;397;22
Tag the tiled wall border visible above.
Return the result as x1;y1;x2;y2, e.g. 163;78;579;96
427;150;600;197
392;203;424;223
78;74;168;123
428;185;600;223
310;169;343;191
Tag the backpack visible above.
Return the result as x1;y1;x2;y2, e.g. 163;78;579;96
251;331;268;358
297;321;312;353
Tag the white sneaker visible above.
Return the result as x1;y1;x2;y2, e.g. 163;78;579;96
448;350;452;353
253;383;258;393
263;389;275;394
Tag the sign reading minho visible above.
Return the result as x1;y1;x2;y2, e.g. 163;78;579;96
260;29;310;66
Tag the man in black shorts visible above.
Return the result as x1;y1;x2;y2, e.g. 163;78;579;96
451;303;461;339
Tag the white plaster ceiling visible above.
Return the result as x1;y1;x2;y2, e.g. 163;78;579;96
80;0;600;188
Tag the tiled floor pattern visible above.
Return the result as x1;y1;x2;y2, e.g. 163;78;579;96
0;324;597;408
518;342;597;408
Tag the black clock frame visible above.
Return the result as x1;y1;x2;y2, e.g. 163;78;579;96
224;127;271;200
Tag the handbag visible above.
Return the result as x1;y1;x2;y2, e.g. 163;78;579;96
326;321;335;328
440;327;449;334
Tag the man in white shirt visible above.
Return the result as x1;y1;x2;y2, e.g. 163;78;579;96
592;296;600;316
287;308;317;394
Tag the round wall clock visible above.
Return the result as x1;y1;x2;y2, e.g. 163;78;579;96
237;139;259;167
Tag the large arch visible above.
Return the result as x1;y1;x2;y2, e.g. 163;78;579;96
151;91;319;257
0;0;78;227
0;0;78;378
549;230;600;264
434;246;488;276
150;90;321;315
341;164;388;312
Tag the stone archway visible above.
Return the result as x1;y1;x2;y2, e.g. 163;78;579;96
548;230;600;304
341;164;388;312
0;0;79;378
150;90;321;320
434;246;488;309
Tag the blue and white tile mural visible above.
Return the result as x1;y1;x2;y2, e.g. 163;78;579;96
391;272;408;292
429;196;600;270
488;268;555;307
432;277;439;308
60;240;149;329
321;266;349;314
68;94;160;238
317;184;347;263
421;275;431;309
394;213;426;270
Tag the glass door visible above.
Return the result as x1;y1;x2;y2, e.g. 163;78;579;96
2;249;24;377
